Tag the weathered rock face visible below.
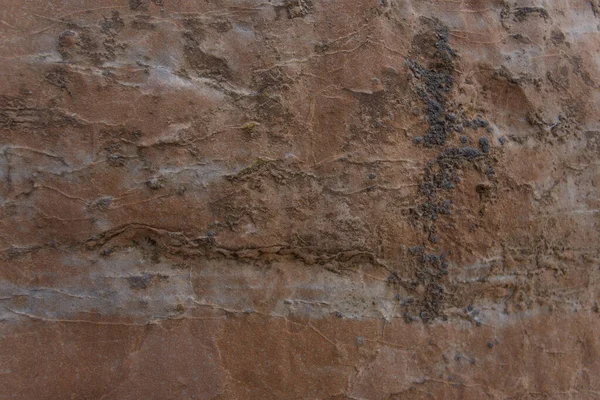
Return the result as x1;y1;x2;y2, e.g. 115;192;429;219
1;0;599;398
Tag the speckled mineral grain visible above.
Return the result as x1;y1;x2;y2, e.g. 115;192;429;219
1;0;599;399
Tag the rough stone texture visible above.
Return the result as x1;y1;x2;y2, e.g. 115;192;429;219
0;0;599;399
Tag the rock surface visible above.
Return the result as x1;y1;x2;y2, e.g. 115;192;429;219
1;0;599;398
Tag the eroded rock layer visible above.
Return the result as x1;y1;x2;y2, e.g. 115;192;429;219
0;0;599;398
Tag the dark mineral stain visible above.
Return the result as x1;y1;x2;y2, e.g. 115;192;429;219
129;0;162;11
127;272;168;290
514;7;549;22
44;67;70;92
285;0;312;19
479;137;491;153
407;18;457;146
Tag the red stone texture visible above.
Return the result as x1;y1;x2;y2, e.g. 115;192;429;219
0;0;599;398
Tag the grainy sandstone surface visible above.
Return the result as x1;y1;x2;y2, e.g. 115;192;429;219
1;0;599;399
